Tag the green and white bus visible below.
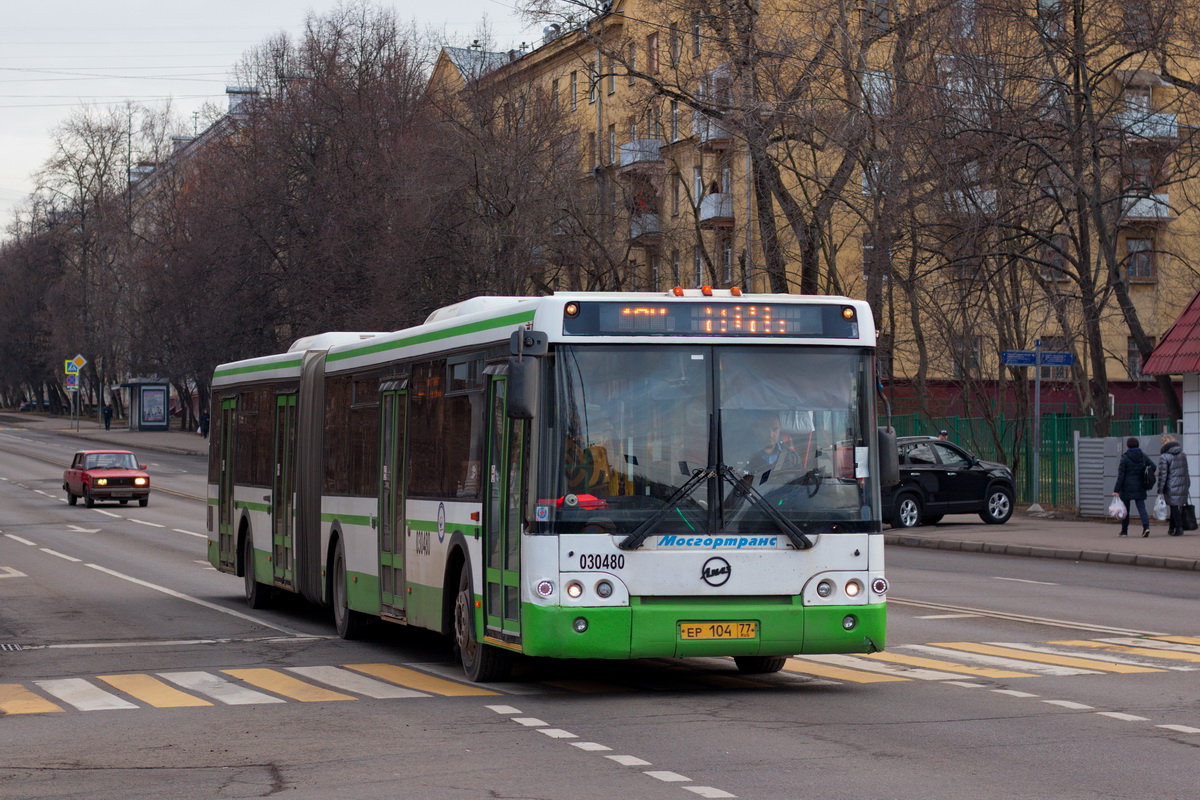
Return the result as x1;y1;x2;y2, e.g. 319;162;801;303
206;290;896;681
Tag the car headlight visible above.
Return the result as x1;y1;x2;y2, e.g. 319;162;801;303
134;477;147;486
96;478;107;486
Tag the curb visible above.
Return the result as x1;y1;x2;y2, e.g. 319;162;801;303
48;429;208;459
884;533;1200;572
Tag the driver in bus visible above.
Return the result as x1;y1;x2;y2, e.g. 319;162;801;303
747;411;800;477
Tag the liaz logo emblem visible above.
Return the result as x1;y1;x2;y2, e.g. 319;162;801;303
701;557;731;587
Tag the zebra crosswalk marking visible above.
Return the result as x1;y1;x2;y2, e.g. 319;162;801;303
0;683;64;715
782;657;909;683
98;674;213;707
1050;639;1200;665
901;644;1098;676
928;642;1163;674
222;669;357;702
158;671;285;705
35;678;138;710
1150;635;1200;646
286;666;432;698
802;653;967;681
344;663;501;697
864;651;1035;679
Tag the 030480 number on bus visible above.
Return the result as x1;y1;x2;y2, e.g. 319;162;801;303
579;553;625;570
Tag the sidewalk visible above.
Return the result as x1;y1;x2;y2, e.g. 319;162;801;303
5;412;1198;571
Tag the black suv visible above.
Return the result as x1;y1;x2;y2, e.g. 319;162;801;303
882;437;1015;528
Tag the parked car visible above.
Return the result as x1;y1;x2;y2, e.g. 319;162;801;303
18;401;35;411
63;450;150;508
882;437;1014;528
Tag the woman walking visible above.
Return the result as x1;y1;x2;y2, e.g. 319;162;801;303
1157;436;1191;536
1113;437;1152;537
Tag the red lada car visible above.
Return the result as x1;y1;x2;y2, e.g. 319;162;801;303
63;450;150;508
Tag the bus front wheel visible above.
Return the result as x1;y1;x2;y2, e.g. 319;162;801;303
453;565;512;682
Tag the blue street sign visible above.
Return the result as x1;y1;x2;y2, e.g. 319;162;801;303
1039;352;1075;367
1000;350;1036;365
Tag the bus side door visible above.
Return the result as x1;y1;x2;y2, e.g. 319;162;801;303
378;384;408;620
271;393;297;588
216;396;237;571
484;376;524;642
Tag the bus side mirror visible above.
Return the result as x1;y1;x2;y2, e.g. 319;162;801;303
507;357;539;419
877;426;899;486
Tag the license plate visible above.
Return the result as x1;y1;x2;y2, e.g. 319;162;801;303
111;492;131;497
679;621;758;640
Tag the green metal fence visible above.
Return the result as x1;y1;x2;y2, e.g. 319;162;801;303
882;412;1177;510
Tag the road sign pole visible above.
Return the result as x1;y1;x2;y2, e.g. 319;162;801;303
1030;339;1044;513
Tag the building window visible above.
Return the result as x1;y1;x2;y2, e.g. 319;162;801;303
672;172;681;216
694;245;704;286
650;254;661;290
647;33;659;74
720;235;733;283
607;124;616;165
589;61;597;104
951;335;982;378
1126;237;1155;280
628;44;637;85
1127;336;1154;379
1124;86;1152;114
864;0;891;32
672;249;681;284
570;71;578;111
607;59;616;95
720;161;732;193
551;79;559;111
587;132;596;169
692;17;702;58
670;100;680;141
1041;234;1070;282
693;166;704;205
1038;335;1071;381
670;24;681;67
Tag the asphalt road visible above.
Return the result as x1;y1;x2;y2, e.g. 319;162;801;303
1;427;1197;800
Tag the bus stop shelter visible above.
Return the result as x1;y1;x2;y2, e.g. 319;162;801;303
121;378;171;431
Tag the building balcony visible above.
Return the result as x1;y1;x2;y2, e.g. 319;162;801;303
618;139;665;174
692;111;735;149
1116;111;1178;141
699;193;734;227
1122;192;1173;223
630;213;662;242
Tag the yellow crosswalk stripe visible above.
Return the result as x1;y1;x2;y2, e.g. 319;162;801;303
344;664;500;697
1149;635;1200;646
783;658;909;683
0;684;64;715
928;643;1163;673
97;674;212;707
865;651;1035;678
222;669;357;702
1050;640;1200;664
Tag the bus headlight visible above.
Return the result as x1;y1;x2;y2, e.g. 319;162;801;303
536;580;554;598
566;581;583;599
595;580;613;598
844;580;863;598
816;580;834;598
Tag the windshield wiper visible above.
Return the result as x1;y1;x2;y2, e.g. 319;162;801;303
618;467;711;551
717;465;813;550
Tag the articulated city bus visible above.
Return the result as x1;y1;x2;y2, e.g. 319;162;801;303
207;290;896;681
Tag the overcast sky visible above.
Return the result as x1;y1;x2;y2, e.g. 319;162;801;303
1;1;536;231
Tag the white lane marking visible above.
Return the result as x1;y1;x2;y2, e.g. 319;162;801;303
173;528;206;538
35;678;138;711
487;705;521;714
85;563;308;636
93;510;121;518
645;771;691;783
889;598;1167;636
1157;724;1200;734
287;666;431;699
946;681;985;688
800;653;967;681
902;644;1099;676
915;613;981;619
34;490;54;497
40;548;81;562
1043;700;1093;710
992;577;1059;585
158;671;285;705
538;729;578;739
512;717;547;727
4;534;36;546
572;742;613;752
66;525;100;533
997;641;1195;671
1097;712;1149;721
608;755;651;766
1099;638;1200;655
0;566;27;578
130;519;165;528
684;787;737;799
992;689;1039;698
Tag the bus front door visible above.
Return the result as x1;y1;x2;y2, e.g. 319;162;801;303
271;393;297;589
217;397;237;571
484;377;523;643
378;386;407;620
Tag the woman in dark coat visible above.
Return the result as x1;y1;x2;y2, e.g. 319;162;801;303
1113;437;1152;537
1157;436;1191;536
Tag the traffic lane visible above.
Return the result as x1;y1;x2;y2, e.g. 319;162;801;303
1;695;694;800
498;664;1196;800
887;546;1200;641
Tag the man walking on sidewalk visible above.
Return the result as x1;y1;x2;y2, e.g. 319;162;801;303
1114;436;1153;537
102;403;113;431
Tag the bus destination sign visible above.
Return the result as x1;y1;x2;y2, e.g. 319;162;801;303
563;301;859;339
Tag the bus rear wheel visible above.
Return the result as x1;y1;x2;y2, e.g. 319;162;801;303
734;655;788;674
332;539;369;639
453;565;512;682
243;533;274;609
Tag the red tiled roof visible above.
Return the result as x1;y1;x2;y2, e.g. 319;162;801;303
1144;289;1200;375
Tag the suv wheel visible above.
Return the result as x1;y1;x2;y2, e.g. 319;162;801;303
980;486;1014;524
894;494;922;528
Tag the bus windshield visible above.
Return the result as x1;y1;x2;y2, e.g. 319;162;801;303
539;344;878;539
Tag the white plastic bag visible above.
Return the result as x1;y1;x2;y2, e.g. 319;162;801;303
1108;496;1127;519
1154;494;1168;521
